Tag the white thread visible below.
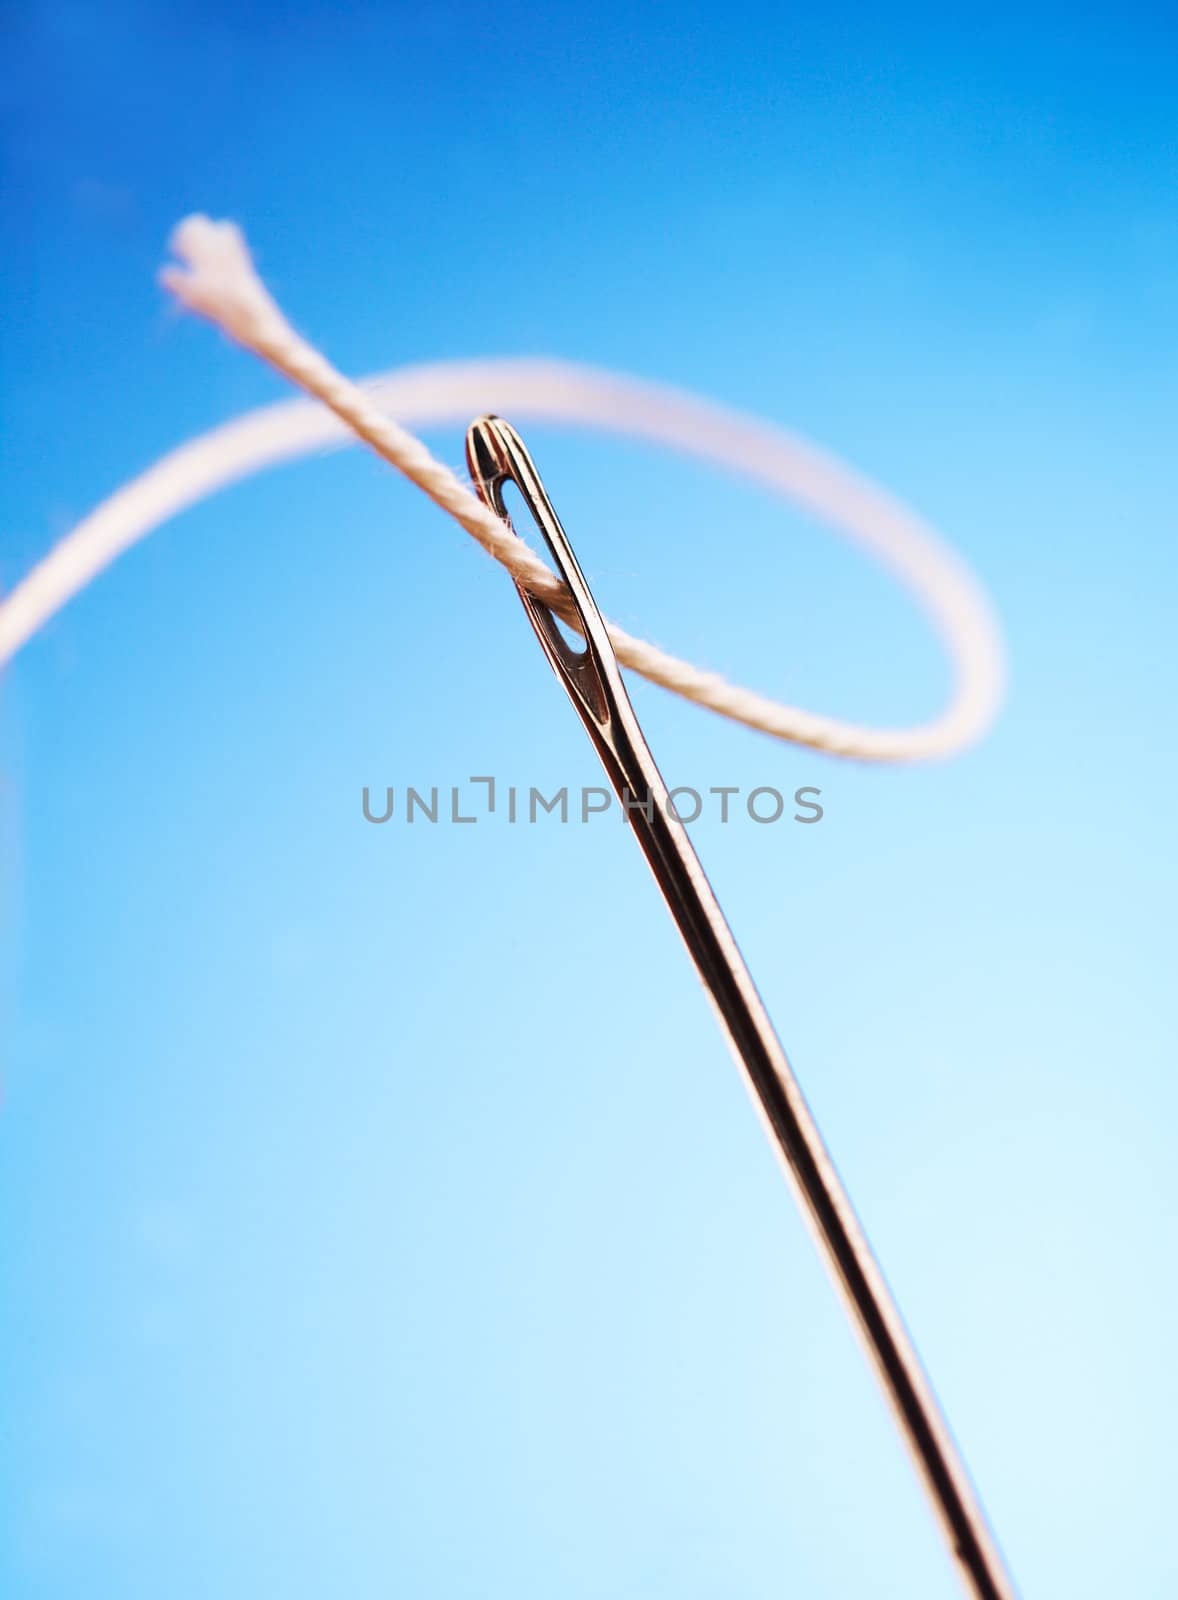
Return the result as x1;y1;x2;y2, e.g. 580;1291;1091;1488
0;215;1006;762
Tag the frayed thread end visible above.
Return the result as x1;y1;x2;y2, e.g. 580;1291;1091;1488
160;214;289;350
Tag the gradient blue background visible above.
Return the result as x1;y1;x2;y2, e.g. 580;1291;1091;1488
3;3;1176;1595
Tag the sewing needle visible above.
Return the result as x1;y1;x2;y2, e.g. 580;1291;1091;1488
465;415;1017;1600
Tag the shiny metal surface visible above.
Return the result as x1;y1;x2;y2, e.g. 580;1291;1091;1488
466;415;1017;1600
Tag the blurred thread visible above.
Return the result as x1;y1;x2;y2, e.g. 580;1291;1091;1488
0;216;1006;762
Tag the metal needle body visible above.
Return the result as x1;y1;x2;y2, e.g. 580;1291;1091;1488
466;416;1016;1600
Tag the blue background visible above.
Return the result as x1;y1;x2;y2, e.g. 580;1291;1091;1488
3;3;1176;1595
